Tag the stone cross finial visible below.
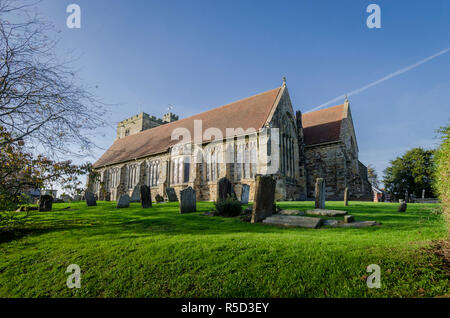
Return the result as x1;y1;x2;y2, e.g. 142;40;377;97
345;95;349;103
282;76;287;85
168;104;173;112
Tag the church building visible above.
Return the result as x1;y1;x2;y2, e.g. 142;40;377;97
91;79;372;202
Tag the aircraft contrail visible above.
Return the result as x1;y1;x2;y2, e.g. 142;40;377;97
305;46;450;113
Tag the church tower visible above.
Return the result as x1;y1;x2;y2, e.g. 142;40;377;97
116;109;179;140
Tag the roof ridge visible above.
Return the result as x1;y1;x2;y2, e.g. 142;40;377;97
303;103;344;116
94;86;282;168
118;86;282;139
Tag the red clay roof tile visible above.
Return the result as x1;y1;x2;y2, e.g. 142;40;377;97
93;87;281;168
302;104;345;146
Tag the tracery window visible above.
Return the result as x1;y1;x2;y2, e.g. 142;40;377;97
205;147;219;182
108;168;120;188
147;160;160;187
127;164;139;189
235;139;257;180
171;157;190;185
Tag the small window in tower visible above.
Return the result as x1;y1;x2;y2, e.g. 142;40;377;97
125;129;130;136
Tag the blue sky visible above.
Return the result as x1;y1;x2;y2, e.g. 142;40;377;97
39;0;450;184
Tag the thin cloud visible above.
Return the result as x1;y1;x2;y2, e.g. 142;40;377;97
305;47;450;113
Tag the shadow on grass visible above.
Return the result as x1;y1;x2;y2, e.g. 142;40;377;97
0;201;443;243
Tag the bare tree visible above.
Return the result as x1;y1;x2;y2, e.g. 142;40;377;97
0;0;106;156
367;164;379;188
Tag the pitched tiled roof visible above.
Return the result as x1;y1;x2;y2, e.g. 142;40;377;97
93;87;282;168
302;104;345;146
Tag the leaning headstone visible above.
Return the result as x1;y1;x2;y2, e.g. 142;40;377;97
140;185;152;209
251;175;276;223
85;191;97;207
314;178;325;209
155;194;164;203
241;184;250;204
166;187;178;202
130;185;141;202
38;195;53;212
344;187;348;206
217;177;236;202
180;187;196;214
398;200;407;212
117;194;130;208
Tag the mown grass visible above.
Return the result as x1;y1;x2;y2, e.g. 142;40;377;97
0;201;448;298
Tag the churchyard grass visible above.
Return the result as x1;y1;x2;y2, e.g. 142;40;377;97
0;201;448;297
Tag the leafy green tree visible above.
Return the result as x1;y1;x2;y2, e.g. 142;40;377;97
433;125;449;216
0;127;90;212
383;148;435;200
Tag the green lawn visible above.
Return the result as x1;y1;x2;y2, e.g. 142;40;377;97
0;201;448;298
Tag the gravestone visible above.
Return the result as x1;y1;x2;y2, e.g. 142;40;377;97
166;187;178;202
251;175;276;223
241;184;250;205
279;210;305;216
73;195;81;202
216;177;236;202
263;215;322;229
344;187;348;206
105;192;111;202
180;187;196;214
140;185;152;209
38;195;53;212
155;194;164;203
130;185;141;202
85;191;97;207
344;215;355;223
314;178;325;209
398;200;407;212
117;194;130;208
60;195;72;203
306;209;347;216
422;189;425;199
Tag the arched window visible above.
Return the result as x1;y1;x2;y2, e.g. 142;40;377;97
147;161;160;187
243;143;250;179
205;147;220;182
211;149;216;181
109;168;117;188
173;160;178;184
178;157;183;184
128;164;138;189
183;157;190;183
170;157;190;185
236;144;243;181
250;140;257;178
